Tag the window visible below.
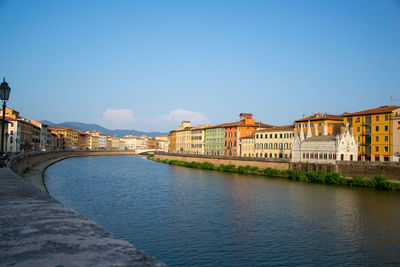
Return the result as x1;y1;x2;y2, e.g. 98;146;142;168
357;127;360;132
256;134;259;139
384;146;388;152
376;126;379;132
375;146;379;152
384;136;388;142
274;143;277;149
234;141;236;146
385;125;388;131
356;117;360;123
264;143;268;149
270;134;272;138
376;116;379;121
280;134;282;138
385;115;389;121
275;134;277;138
375;136;379;142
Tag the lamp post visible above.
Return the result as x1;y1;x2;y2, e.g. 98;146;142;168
0;78;11;156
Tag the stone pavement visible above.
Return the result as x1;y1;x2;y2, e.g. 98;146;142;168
0;168;166;266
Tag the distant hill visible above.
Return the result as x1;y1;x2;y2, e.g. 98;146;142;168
41;120;169;138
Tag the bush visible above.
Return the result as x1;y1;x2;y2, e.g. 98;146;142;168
325;172;344;184
218;164;237;172
373;175;394;190
199;162;216;170
238;165;252;174
146;155;154;159
306;171;326;183
286;170;307;181
263;167;281;177
349;175;369;187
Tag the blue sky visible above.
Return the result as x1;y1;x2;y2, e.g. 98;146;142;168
0;0;399;132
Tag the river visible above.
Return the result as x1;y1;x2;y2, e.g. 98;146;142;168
45;155;400;266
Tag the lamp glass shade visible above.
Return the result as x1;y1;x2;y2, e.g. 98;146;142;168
0;79;11;101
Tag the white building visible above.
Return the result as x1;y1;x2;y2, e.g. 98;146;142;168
292;122;358;163
121;135;138;151
156;136;170;152
6;118;21;153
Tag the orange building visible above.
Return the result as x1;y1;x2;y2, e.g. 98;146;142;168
294;113;343;138
220;113;273;156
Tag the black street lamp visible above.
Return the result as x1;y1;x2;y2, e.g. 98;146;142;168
0;78;11;156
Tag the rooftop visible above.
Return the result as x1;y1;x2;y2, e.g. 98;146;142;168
342;105;400;117
295;113;343;123
256;125;294;132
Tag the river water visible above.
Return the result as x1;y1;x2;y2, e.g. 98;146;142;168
45;156;400;266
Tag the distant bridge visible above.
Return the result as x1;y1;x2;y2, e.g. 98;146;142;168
136;149;163;155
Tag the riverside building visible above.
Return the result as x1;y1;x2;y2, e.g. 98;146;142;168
220;113;273;157
342;106;400;161
190;124;209;155
254;125;295;159
292;123;358;163
295;113;343;138
240;135;255;157
204;125;225;156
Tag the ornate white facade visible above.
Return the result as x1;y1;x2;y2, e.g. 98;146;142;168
292;122;358;163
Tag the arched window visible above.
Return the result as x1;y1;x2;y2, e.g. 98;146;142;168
234;141;237;146
279;143;282;149
269;143;272;149
229;141;232;147
264;143;268;149
274;143;277;149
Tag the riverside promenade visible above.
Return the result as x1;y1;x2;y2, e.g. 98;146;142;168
0;158;165;266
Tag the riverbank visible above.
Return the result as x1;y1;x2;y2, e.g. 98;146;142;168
1;152;165;266
149;155;400;191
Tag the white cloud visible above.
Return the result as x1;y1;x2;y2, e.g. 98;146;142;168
99;108;135;129
160;109;209;125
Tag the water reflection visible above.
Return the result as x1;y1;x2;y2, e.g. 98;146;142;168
45;156;400;266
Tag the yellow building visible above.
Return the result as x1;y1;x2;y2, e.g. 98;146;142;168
88;134;99;150
295;113;343;137
190;124;209;155
174;121;192;154
342;106;400;161
240;135;255;157
49;126;79;150
254;125;295;159
169;131;176;153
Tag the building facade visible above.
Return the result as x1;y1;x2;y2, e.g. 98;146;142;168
254;125;295;159
240;135;255;157
295;113;343;138
204;126;225;156
190;125;208;155
292;124;358;163
175;121;192;154
49;127;79;150
221;113;272;157
342;106;400;161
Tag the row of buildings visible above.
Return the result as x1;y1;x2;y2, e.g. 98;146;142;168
169;106;400;163
1;108;170;154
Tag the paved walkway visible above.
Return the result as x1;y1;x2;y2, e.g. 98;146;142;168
0;168;166;266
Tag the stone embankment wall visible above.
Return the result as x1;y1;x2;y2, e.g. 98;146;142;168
11;150;138;175
154;153;400;181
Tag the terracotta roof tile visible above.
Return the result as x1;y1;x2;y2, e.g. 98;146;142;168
342;106;400;117
256;125;294;132
295;113;343;123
